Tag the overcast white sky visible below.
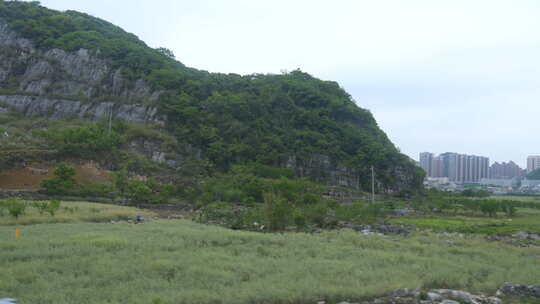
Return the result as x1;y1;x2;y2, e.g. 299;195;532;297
37;0;540;167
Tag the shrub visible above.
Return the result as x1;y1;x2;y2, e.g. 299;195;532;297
304;202;328;227
32;201;49;215
126;180;153;203
112;168;129;196
4;197;27;219
46;200;61;217
479;200;499;217
38;122;123;158
263;192;292;231
78;182;115;198
40;163;77;194
293;209;307;229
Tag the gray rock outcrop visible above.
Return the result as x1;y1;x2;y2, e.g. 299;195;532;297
497;283;540;298
0;95;161;124
0;18;161;117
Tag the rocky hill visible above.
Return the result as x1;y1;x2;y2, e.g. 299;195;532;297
0;0;424;193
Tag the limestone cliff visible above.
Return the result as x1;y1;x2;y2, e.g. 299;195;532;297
0;19;161;123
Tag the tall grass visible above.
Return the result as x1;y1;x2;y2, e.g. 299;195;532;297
0;201;154;225
1;220;539;304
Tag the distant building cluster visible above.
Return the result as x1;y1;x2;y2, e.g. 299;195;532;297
419;152;489;183
527;155;540;173
489;161;525;179
420;152;540;194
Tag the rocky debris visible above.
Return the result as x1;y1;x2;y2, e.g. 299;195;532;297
135;214;153;223
394;207;415;217
513;231;540;241
315;288;505;304
338;221;414;236
496;283;540;298
486;232;540;247
322;186;367;203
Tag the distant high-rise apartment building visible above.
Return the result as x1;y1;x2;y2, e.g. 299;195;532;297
431;156;444;178
527;156;540;173
419;152;489;182
489;161;524;179
419;152;434;176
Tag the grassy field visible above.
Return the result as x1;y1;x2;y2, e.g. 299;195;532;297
389;207;540;235
1;218;540;304
0;201;154;225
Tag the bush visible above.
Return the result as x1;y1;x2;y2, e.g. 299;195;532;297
46;200;61;216
38;122;123;158
263;192;293;231
32;201;49;215
40;163;76;194
479;200;499;217
126;180;153;203
462;189;490;198
304;202;328;227
77;182;115;198
4;197;27;219
293;209;307;229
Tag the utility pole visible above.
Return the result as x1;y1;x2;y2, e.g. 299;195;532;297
371;165;375;203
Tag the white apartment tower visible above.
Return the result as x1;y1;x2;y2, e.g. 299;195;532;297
527;155;540;173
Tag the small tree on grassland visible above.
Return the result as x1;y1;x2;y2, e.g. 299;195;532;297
4;197;26;219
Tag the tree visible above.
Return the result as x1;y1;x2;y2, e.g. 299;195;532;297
156;47;175;59
126;180;153;203
54;163;76;182
4;197;26;220
40;163;76;194
113;168;129;196
263;192;292;231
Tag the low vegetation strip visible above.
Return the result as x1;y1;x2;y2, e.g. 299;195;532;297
389;207;540;235
1;220;539;304
0;200;154;225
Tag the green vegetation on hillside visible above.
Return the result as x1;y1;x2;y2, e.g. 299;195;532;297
1;219;539;304
0;0;183;80
0;0;424;192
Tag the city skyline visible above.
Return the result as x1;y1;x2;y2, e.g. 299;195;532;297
417;151;531;169
420;151;540;181
420;152;489;183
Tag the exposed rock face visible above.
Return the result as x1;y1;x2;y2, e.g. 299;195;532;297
0;95;162;124
127;139;203;168
282;154;420;192
0;19;160;106
284;155;360;189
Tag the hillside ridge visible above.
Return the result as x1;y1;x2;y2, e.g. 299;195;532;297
0;0;424;193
